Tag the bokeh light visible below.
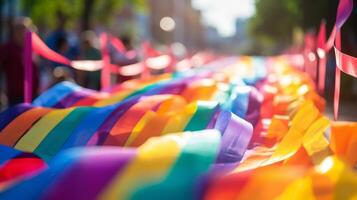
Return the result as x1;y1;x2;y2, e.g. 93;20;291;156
159;17;176;32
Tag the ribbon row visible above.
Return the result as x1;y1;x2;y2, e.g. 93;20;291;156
2;53;356;199
313;0;355;120
24;31;178;102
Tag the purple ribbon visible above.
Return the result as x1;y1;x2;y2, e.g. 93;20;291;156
43;147;136;200
214;110;253;163
245;87;263;126
53;89;96;108
336;0;353;30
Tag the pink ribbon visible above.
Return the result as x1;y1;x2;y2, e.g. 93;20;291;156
141;41;157;78
334;31;342;120
32;32;71;65
30;32;174;82
304;33;317;82
334;46;357;78
100;33;111;89
110;36;126;53
333;0;354;120
317;21;326;94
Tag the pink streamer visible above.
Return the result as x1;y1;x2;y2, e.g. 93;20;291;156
334;31;341;120
333;0;354;120
317;21;326;94
110;36;126;53
31;32;71;65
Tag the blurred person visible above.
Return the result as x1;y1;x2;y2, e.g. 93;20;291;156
44;11;84;88
0;17;39;106
111;34;137;65
121;35;134;51
37;35;69;94
55;34;70;58
50;66;75;87
111;34;138;83
80;31;101;90
48;34;77;83
46;11;80;61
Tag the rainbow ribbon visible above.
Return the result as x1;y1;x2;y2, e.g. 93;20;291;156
1;52;357;199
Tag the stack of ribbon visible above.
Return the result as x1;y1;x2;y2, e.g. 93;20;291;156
0;53;356;199
1;0;357;198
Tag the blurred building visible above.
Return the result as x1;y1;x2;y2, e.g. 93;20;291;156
110;0;205;50
205;26;226;50
147;0;205;50
203;18;250;54
232;18;251;53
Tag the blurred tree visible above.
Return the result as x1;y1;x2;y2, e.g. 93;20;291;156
247;0;340;54
247;0;302;54
0;0;4;40
1;0;16;40
21;0;147;31
81;0;96;31
21;0;81;29
248;0;357;98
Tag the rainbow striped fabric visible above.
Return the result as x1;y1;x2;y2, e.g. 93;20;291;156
0;56;356;199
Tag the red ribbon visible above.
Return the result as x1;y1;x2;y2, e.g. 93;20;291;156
142;41;161;57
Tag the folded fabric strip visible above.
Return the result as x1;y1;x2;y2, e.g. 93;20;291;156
0;104;32;131
204;156;357;200
0;145;46;184
0;93;253;164
0;145;23;166
0;52;354;200
33;82;82;107
0;131;221;200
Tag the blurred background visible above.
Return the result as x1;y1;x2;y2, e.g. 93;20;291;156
0;0;356;119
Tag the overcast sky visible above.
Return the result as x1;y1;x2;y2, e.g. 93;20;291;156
192;0;255;37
